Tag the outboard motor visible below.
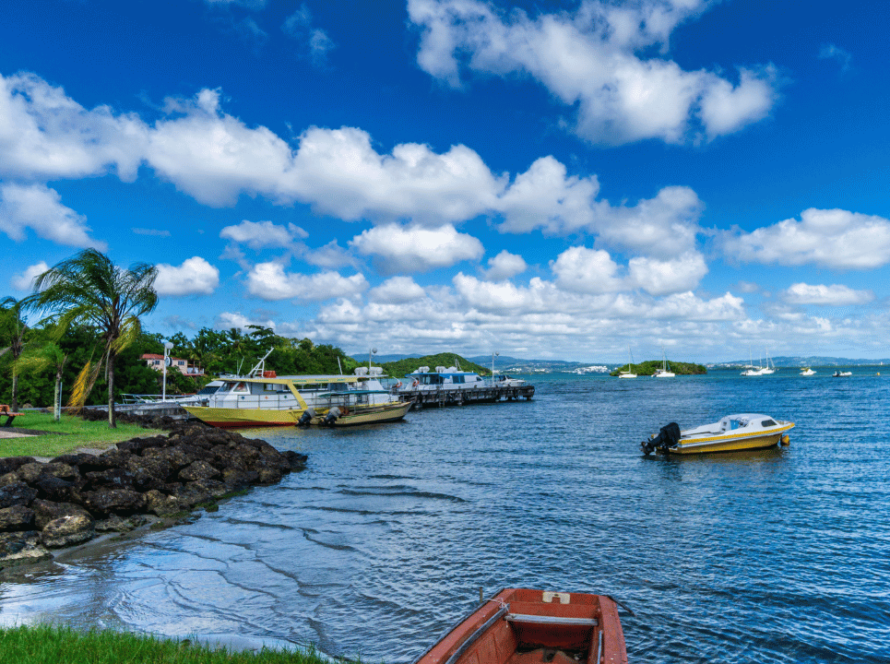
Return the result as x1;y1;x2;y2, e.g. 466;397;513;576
296;407;316;427
322;407;342;427
641;422;681;456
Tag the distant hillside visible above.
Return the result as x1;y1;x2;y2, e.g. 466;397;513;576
609;360;707;376
380;353;490;378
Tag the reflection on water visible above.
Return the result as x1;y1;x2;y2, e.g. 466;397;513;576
2;369;890;663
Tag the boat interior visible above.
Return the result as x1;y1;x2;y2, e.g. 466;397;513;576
682;414;779;438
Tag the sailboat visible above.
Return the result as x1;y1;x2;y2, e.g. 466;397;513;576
618;346;637;378
741;349;763;376
653;345;675;378
760;349;776;375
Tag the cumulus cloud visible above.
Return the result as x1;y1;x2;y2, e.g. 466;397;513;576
155;257;220;296
782;283;874;306
369;276;426;304
0;182;105;249
350;223;484;273
627;252;708;296
0;72;146;181
282;4;336;67
720;208;890;269
246;262;368;301
484;250;527;280
550;246;623;294
220;219;307;249
407;0;779;145
10;261;48;291
304;240;358;269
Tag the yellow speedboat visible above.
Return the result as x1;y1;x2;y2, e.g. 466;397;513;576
642;414;795;455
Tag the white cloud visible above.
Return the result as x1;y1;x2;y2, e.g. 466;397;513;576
369;276;426;304
818;44;852;72
0;72;147;181
350;223;484;273
246;262;368;301
484;250;527;280
220;219;307;249
782;283;874;306
215;311;276;332
305;240;358;269
721;208;890;269
282;4;336;67
407;0;778;145
155;257;220;296
550;246;623;294
10;261;48;292
627;252;708;296
0;182;105;249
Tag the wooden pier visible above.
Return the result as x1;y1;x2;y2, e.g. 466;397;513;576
394;383;535;408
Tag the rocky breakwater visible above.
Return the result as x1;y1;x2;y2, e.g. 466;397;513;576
0;424;307;570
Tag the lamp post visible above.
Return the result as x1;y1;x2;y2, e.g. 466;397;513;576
162;341;174;401
491;351;499;385
369;347;377;372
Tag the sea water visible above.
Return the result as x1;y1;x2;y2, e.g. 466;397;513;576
1;369;889;663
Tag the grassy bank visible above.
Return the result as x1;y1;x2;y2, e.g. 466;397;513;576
0;411;163;458
0;625;333;664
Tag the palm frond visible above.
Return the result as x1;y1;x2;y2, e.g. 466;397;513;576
68;360;102;412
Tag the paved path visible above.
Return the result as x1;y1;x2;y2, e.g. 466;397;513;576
0;429;34;439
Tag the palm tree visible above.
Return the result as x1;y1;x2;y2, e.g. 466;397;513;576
29;249;158;428
0;296;28;412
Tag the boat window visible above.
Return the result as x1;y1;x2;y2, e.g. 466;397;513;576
453;375;465;384
197;385;220;395
761;419;777;427
231;382;249;394
329;383;348;392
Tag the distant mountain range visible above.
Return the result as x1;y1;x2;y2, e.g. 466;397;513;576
353;353;890;372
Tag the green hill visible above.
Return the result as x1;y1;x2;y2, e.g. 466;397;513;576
380;353;490;378
609;360;707;377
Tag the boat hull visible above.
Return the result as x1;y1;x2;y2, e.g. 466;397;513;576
303;401;413;427
670;423;794;454
414;588;627;664
183;405;307;428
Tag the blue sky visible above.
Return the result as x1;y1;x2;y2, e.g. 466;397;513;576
2;0;889;362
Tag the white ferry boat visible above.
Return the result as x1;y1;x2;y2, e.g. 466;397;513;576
396;365;489;393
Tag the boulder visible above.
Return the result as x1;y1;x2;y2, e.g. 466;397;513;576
221;469;259;492
115;436;167;454
34;475;83;503
93;449;134;470
0;456;37;476
255;467;284;485
178;460;219;482
50;453;99;467
82;488;146;515
168;482;213;510
41;514;95;548
84;468;136;490
0;482;37;508
30;499;91;529
143;489;181;517
142;446;194;471
126;456;172;485
0;505;35;532
95;514;147;533
0;531;51;569
282;451;308;471
0;472;21;487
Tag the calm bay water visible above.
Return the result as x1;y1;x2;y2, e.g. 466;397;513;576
2;369;890;662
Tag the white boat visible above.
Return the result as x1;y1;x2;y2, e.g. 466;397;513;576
396;365;494;395
832;370;852;377
760;350;776;375
800;367;816;376
652;346;675;378
741;349;763;376
618;346;637;378
642;414;795;455
493;374;528;387
183;350;401;428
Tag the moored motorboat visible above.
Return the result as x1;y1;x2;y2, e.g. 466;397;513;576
800;367;816;376
641;414;795;455
292;396;412;427
414;588;627;664
832;370;852;377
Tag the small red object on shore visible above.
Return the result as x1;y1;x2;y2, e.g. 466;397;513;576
414;588;628;664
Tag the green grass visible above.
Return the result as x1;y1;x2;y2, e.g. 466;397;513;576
0;625;334;664
0;411;163;458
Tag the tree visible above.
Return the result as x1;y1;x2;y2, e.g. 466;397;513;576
0;296;28;411
28;249;159;428
17;341;68;421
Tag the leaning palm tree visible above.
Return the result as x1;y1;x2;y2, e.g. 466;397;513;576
29;249;158;428
0;296;28;412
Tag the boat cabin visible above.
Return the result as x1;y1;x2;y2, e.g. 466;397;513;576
406;366;486;388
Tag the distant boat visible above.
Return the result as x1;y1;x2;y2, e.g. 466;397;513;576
800;367;816;376
618;345;637;378
760;349;776;375
413;587;628;664
741;349;763;376
653;345;675;378
832;370;852;377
